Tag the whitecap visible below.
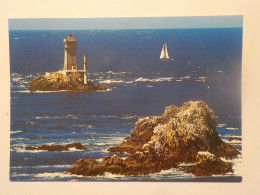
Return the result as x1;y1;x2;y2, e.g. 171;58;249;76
10;130;23;134
35;172;72;178
99;79;125;84
180;76;190;79
135;77;172;82
226;127;239;130
67;147;85;152
106;71;127;75
102;172;126;178
10;138;26;141
177;163;197;167
217;123;227;128
16;149;46;153
12;90;31;93
221;155;242;176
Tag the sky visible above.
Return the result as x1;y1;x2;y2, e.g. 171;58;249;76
9;16;243;30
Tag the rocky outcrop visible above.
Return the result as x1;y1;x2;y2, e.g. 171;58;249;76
29;72;106;92
228;136;242;142
68;101;240;176
109;101;239;160
25;142;88;152
185;151;233;176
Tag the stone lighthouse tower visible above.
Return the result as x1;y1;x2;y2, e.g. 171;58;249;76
63;32;78;71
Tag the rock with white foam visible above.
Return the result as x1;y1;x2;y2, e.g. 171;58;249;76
70;101;240;176
185;151;233;176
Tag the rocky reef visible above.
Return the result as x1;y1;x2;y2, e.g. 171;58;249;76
25;142;88;152
68;101;240;176
29;72;107;92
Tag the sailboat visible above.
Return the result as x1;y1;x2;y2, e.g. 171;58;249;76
160;43;171;60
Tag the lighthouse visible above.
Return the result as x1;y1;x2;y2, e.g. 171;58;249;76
63;32;78;71
57;33;90;85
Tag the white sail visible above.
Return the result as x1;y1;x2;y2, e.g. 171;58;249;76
160;46;165;59
165;44;169;59
160;43;170;59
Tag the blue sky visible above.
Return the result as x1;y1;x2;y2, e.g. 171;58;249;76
9;16;242;30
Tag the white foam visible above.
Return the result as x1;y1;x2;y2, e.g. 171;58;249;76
135;77;172;82
16;149;46;153
198;151;215;157
11;73;22;77
221;156;242;176
102;172;126;178
226;127;239;130
217;123;227;128
180;76;190;79
199;76;208;82
35;172;72;178
10;138;26;141
94;143;107;146
99;79;125;84
67;147;85;152
106;71;127;75
177;163;197;167
12;90;31;93
11;130;23;134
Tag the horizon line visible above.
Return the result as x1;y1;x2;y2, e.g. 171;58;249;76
9;16;243;30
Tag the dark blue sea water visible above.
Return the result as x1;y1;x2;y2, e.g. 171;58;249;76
9;28;242;182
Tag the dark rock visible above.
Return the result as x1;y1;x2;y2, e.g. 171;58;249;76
68;101;240;176
69;159;105;176
29;72;106;92
25;142;88;152
228;136;242;142
185;152;233;176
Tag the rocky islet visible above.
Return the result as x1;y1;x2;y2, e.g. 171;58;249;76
68;101;240;177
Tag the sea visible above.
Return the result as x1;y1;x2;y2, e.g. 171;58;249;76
9;28;242;182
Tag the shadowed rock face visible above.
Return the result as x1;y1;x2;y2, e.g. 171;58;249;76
68;101;240;176
29;72;106;92
185;152;233;176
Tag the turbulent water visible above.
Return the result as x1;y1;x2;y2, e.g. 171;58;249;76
9;28;242;182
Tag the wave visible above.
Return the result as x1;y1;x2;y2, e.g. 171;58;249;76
35;114;78;119
99;79;125;84
12;90;31;93
16;149;47;153
135;77;172;82
217;123;227;128
226;127;239;130
10;138;27;141
221;155;242;176
67;147;85;152
10;130;23;134
106;71;127;75
35;172;73;178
